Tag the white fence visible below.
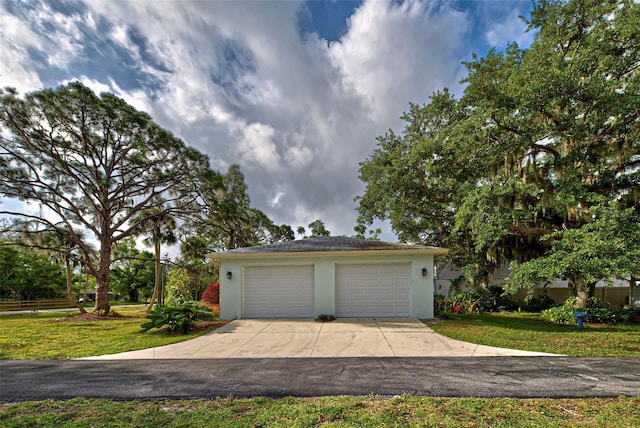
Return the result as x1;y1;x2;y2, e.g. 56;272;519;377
508;286;631;307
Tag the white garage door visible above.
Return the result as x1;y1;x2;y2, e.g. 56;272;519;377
336;264;410;317
243;265;314;318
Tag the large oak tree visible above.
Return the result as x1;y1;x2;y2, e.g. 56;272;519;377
0;82;212;313
358;0;640;306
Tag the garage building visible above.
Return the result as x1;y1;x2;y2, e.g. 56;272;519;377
211;236;447;320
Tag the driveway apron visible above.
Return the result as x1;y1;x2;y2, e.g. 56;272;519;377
81;318;559;359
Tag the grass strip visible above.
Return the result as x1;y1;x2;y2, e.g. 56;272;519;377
1;396;639;427
426;312;640;357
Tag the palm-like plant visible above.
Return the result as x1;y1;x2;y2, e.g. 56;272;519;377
132;208;177;310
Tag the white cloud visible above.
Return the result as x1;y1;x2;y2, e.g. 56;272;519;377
329;0;469;126
71;76;154;115
0;0;514;242
234;122;281;172
485;10;533;48
285;145;314;168
0;12;43;90
271;191;285;207
32;4;84;69
109;24;128;46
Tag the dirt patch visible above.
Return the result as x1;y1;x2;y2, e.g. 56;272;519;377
50;311;136;323
193;321;228;331
157;321;229;334
49;311;228;334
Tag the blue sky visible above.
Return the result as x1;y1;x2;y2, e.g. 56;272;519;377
0;0;535;244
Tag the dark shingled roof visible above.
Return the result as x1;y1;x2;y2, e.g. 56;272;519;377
216;236;445;254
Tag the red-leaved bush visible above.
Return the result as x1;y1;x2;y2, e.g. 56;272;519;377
201;282;220;306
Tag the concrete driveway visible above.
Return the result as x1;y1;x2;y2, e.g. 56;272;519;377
82;318;559;359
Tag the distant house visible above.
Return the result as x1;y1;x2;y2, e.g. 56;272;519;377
77;291;115;303
436;263;638;307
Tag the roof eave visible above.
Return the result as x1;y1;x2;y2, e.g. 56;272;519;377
208;247;448;261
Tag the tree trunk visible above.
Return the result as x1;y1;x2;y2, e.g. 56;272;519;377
65;255;72;297
65;255;86;314
228;229;236;250
160;265;165;305
133;288;139;303
146;285;158;311
576;287;589;308
194;271;199;301
155;239;161;303
94;248;111;314
588;282;597;303
95;278;110;314
147;237;161;311
570;276;590;308
83;267;88;303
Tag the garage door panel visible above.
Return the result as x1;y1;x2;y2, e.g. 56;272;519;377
379;265;395;274
352;279;366;288
244;265;314;318
336;263;411;317
379;306;397;315
380;279;394;287
394;292;409;301
380;292;394;301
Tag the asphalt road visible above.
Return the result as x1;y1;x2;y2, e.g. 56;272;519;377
2;357;639;402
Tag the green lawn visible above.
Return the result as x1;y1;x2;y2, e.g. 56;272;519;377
3;309;640;359
2;396;639;427
0;307;224;360
426;312;640;357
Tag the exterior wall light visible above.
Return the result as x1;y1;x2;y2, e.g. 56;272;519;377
227;271;232;280
421;268;428;277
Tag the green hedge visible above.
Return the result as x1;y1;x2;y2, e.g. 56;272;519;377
542;305;638;324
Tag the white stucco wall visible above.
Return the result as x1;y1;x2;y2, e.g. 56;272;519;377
218;253;435;320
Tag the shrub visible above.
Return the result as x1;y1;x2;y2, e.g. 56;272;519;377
542;302;638;325
449;286;515;314
584;307;637;324
201;282;220;307
520;294;556;312
141;301;213;335
207;304;220;319
434;294;452;314
541;305;576;324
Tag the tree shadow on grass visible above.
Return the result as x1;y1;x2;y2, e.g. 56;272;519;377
434;313;639;334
